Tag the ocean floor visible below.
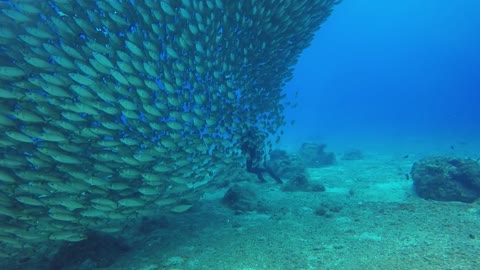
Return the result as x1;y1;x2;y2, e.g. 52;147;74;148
103;150;480;270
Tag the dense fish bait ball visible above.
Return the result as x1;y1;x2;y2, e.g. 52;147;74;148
0;0;337;252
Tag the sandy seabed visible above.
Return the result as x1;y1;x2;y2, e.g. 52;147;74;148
106;151;480;270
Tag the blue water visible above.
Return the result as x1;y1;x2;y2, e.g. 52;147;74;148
283;0;480;153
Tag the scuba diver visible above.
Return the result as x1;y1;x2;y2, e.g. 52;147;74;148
240;128;283;184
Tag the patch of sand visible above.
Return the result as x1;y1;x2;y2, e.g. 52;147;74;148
105;152;480;270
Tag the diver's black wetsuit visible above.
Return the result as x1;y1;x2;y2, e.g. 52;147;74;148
241;130;283;184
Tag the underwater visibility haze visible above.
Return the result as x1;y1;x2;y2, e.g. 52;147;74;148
284;0;480;152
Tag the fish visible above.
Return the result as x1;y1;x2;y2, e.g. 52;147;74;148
0;0;338;252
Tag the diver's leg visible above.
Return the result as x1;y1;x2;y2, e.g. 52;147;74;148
251;167;266;182
247;158;266;182
265;166;283;184
256;171;266;183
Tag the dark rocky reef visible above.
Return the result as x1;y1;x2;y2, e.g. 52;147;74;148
341;149;364;160
49;231;129;270
281;174;326;193
138;216;170;235
298;143;336;167
268;149;306;180
314;202;343;218
411;156;480;203
268;149;326;192
222;184;266;214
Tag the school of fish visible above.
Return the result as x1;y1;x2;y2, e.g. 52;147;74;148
0;0;338;254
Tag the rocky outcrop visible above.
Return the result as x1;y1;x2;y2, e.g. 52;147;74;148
411;156;480;203
298;143;336;167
